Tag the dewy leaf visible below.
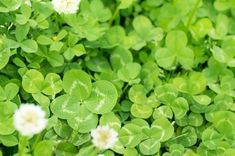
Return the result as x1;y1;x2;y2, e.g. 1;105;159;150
84;80;118;114
50;94;81;119
22;69;44;93
20;39;38;53
63;69;92;100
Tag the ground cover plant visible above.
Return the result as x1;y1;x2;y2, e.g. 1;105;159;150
0;0;235;155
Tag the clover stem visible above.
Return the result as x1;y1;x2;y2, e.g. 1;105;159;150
118;83;129;102
52;94;55;100
169;132;189;141
18;136;28;156
32;132;44;150
109;7;120;26
186;0;201;28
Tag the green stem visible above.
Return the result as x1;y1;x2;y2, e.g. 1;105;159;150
18;136;28;156
118;83;129;102
170;132;189;141
186;0;201;28
109;7;120;26
32;133;44;150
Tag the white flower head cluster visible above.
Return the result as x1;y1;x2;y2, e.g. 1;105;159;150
23;0;32;7
13;104;48;137
51;0;81;14
91;125;118;150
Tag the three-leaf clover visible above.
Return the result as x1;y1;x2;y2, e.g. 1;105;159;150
155;30;194;69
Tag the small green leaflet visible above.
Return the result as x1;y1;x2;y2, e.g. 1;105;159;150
63;69;92;100
84;80;118;114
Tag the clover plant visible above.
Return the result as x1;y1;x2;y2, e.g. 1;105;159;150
0;0;235;156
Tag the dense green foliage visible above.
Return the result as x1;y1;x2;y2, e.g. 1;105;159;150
1;0;235;155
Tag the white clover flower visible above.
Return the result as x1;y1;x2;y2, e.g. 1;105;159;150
51;0;81;14
91;125;118;150
13;104;48;137
23;0;32;7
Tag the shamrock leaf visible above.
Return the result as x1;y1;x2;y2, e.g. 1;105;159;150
84;80;118;114
51;94;81;119
130;15;163;50
139;138;161;155
155;30;194;69
20;39;38;53
119;123;142;147
151;117;174;142
67;105;98;133
63;69;92;100
22;69;44;93
117;62;141;84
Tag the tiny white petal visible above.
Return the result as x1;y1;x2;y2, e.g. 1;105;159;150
97;154;105;156
51;0;81;14
91;125;118;150
13;103;48;137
